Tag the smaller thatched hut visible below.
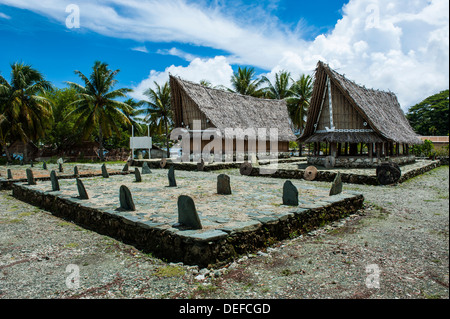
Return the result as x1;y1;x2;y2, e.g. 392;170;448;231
299;61;423;168
170;75;296;160
7;140;38;161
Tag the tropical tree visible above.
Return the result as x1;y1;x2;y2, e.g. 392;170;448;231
0;62;53;162
230;66;265;97
261;70;293;100
286;74;313;134
406;90;449;136
65;61;133;161
135;81;173;157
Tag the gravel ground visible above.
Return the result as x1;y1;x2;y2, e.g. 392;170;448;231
0;165;448;300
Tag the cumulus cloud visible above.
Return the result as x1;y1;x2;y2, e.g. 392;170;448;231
131;46;148;53
0;12;11;19
0;0;448;109
129;56;234;101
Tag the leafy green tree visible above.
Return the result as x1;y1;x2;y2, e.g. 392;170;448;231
65;61;133;161
230;66;265;97
135;81;173;157
406;90;449;136
0;62;53;161
261;70;293;100
41;87;79;148
286;74;313;134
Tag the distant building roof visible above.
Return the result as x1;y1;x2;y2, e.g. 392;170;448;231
170;75;297;142
299;61;423;145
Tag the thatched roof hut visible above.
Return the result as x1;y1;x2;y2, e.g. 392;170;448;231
299;61;423;168
299;61;423;145
170;75;296;154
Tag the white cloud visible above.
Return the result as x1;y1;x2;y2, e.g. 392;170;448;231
129;56;234;101
0;0;448;109
131;46;148;53
156;47;198;62
0;12;11;19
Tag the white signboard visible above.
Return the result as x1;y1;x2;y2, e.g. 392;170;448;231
130;136;152;159
130;136;152;149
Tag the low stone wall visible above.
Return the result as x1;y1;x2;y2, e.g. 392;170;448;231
131;157;303;172
248;160;442;185
0;171;130;191
307;155;416;168
11;182;363;267
249;167;379;185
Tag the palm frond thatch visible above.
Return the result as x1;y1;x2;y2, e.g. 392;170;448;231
299;61;423;145
170;75;297;142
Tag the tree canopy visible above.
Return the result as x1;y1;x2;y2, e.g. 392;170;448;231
406;90;449;136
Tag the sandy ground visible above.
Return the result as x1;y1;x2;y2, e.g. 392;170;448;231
0;165;448;301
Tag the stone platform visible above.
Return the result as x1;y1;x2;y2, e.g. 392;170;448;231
0;163;128;190
10;168;363;267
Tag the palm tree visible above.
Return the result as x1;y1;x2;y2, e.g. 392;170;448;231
0;62;53;162
65;61;133;161
135;81;173;157
286;74;313;135
230;66;265;97
261;70;293;100
123;98;145;136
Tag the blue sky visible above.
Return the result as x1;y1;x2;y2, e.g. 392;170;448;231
0;0;448;110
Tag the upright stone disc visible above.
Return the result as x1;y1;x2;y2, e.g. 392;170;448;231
240;162;253;176
304;166;318;181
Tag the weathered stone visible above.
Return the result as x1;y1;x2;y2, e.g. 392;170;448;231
134;167;142;182
376;162;401;185
168;165;177;187
43;161;47;170
30;160;33;167
142;162;151;174
101;164;109;178
197;158;205;171
160;158;167;168
240;162;253;176
74;166;79;177
50;170;60;191
76;178;89;199
329;172;343;196
324;156;336;169
7;169;12;179
122;163;129;172
119;185;136;211
177;195;202;229
282;180;298;206
217;174;232;195
58;163;64;173
26;168;36;185
304;166;318;181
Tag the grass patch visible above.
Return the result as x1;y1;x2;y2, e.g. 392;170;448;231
153;265;185;278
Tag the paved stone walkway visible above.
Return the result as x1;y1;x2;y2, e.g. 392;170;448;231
17;167;359;234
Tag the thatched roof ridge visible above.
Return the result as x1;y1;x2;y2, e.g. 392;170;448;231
170;75;297;142
300;61;423;145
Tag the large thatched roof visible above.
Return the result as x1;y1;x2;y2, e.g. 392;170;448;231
170;75;296;142
299;61;423;145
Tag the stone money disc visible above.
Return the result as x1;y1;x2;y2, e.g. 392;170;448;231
304;166;318;181
239;162;253;176
160;158;167;168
